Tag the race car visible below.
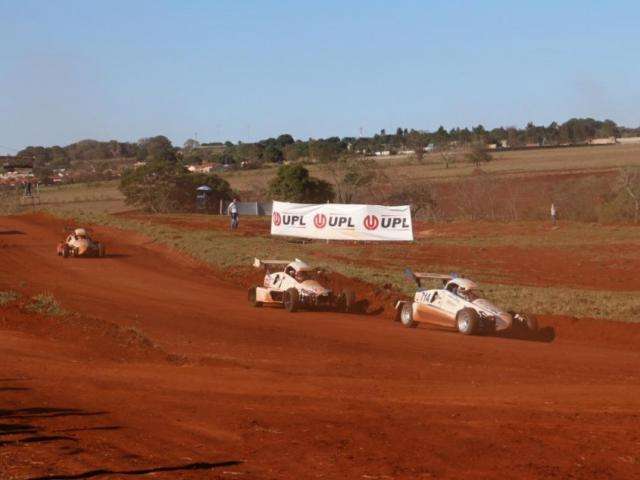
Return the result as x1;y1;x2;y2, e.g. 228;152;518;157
249;258;355;312
394;270;538;335
57;228;106;258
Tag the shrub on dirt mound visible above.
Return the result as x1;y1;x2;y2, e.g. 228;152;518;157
120;160;233;213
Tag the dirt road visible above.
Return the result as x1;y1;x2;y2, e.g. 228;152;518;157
1;214;640;479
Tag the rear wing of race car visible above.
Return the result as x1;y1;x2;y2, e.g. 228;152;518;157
253;258;291;272
403;268;453;287
63;226;94;233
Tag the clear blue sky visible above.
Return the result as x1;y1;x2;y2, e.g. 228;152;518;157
1;0;639;153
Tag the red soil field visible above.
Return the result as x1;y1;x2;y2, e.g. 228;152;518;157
2;214;640;479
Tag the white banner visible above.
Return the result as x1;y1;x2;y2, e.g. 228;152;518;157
270;201;413;241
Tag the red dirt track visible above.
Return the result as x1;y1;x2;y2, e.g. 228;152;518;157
2;214;640;479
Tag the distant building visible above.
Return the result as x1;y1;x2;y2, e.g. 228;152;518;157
0;164;35;185
616;136;640;144
589;137;616;145
187;163;218;173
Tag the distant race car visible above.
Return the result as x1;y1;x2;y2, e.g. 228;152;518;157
249;258;355;313
57;228;106;258
394;270;538;335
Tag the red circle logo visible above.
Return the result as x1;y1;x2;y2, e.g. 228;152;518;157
272;212;281;226
363;214;379;230
314;213;327;229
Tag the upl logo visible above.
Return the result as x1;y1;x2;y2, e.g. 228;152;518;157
363;214;410;230
314;213;355;229
273;212;307;226
314;214;327;228
363;215;379;230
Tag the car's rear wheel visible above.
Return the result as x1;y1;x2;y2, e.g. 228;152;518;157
61;245;69;258
283;288;299;313
456;308;479;335
399;302;417;328
248;287;262;307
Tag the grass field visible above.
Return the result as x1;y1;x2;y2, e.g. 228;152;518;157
35;181;126;214
221;142;640;191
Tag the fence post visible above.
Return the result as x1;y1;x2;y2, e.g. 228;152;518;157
326;200;330;244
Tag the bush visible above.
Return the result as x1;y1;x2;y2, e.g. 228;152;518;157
120;160;233;213
0;290;20;306
464;143;492;167
268;164;334;203
26;293;65;316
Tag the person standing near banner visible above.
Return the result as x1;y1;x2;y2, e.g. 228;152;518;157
227;198;239;229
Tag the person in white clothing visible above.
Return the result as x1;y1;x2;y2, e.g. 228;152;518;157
228;199;239;229
550;203;557;225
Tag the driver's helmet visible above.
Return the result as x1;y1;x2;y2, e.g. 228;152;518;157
448;278;478;299
288;259;311;281
74;228;87;238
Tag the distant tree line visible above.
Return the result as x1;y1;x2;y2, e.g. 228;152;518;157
182;117;640;167
8;117;640;175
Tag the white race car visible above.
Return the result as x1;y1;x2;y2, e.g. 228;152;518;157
249;258;355;313
57;228;106;258
394;270;538;335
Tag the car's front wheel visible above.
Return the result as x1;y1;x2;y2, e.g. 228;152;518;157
456;308;479;335
283;288;299;313
519;313;538;332
399;302;417;328
337;290;355;313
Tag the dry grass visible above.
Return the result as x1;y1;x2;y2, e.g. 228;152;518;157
26;292;66;316
221;143;640;191
36;181;127;214
0;290;20;306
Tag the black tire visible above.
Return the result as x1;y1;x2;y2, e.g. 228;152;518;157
283;288;299;313
338;290;356;313
248;287;262;307
399;302;417;328
456;308;479;335
61;245;69;258
98;243;106;258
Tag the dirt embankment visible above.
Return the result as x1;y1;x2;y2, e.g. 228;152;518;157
2;213;640;479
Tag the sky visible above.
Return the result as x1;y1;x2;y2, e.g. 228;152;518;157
1;0;639;153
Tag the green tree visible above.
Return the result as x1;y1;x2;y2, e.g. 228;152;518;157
263;144;284;163
276;134;295;147
268;164;334;203
119;161;232;213
138;135;176;162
